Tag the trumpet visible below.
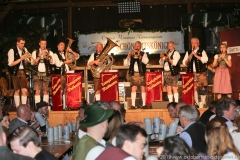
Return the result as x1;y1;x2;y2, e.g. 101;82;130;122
41;49;52;60
160;49;170;61
23;47;33;61
131;49;141;58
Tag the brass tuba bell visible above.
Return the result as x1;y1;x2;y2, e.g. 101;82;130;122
90;38;118;79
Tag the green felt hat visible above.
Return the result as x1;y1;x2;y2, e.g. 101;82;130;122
80;104;114;128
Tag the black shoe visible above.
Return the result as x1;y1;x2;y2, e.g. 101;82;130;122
141;106;149;109
128;106;138;109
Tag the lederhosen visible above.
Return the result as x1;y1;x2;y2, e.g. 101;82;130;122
128;51;146;86
163;50;180;87
8;46;28;90
33;50;52;91
93;52;101;91
187;48;208;95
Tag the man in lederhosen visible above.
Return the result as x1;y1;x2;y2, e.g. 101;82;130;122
159;41;181;103
183;37;208;106
53;41;80;108
87;43;103;101
8;37;31;107
124;41;149;109
31;39;55;104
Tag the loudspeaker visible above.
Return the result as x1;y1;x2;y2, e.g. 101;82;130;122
151;101;169;109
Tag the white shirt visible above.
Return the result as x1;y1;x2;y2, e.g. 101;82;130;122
32;49;54;72
222;116;233;129
229;126;240;152
214;54;231;60
8;47;24;69
53;52;70;72
182;48;208;72
159;50;181;71
221;152;239;160
124;53;149;72
87;52;99;65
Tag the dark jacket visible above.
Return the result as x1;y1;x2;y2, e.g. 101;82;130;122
9;118;28;134
0;146;34;160
8;46;26;76
164;50;180;76
187;48;207;73
182;122;206;153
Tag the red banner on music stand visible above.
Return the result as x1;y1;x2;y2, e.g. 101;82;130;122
181;73;194;105
52;75;62;111
100;72;119;102
66;73;82;109
146;72;163;106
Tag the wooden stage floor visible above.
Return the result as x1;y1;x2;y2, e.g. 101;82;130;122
9;108;207;127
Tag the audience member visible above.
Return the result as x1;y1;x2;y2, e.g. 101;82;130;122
0;125;34;160
36;101;50;133
216;97;236;128
199;101;217;125
167;102;177;118
104;110;124;145
229;116;240;152
109;101;127;122
72;104;114;160
115;124;147;160
156;136;202;160
0;104;2;119
29;107;39;130
9;104;31;134
179;105;206;153
205;117;240;159
72;103;88;155
175;102;187;134
0;111;10;136
109;100;122;111
176;102;187;117
93;100;111;109
9;126;57;160
76;102;89;130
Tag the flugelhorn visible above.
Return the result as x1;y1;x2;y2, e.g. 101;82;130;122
42;49;52;60
23;47;33;61
160;49;170;61
131;49;141;58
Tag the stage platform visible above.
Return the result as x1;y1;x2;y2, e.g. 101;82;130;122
9;108;207;127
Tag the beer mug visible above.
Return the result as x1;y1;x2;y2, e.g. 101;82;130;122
34;112;46;127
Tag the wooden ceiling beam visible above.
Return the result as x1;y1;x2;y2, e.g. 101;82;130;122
0;3;15;22
0;0;239;10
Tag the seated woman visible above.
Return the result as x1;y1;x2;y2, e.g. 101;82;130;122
205;117;240;159
156;136;204;160
104;110;124;146
229;116;240;152
0;111;10;136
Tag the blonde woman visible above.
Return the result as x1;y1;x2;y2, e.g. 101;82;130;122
205;118;240;160
212;43;232;99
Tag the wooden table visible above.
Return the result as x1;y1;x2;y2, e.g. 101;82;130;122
42;139;74;159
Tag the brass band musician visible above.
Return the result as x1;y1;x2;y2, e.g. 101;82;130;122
53;41;80;108
183;37;208;106
8;37;31;107
87;43;104;101
124;41;149;109
159;41;181;103
31;39;55;104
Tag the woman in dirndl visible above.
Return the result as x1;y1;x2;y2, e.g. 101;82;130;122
213;43;232;99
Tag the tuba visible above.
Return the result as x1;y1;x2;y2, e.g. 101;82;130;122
65;38;77;68
91;38;118;78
